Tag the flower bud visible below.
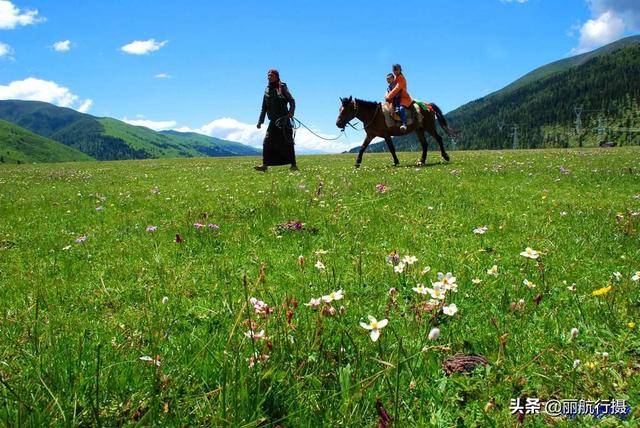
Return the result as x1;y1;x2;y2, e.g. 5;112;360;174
428;327;440;341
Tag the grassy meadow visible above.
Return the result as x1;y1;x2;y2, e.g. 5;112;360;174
1;148;639;426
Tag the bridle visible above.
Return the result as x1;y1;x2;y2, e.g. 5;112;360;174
340;99;380;131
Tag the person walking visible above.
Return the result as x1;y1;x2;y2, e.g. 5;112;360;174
255;69;298;171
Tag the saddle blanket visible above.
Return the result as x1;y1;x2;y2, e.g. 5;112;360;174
382;102;428;128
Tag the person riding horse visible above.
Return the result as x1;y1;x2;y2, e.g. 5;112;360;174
385;64;412;132
336;62;455;167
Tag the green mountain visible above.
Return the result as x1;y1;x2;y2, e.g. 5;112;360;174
0;100;260;161
349;35;640;153
160;130;261;156
500;35;640;95
0;119;94;164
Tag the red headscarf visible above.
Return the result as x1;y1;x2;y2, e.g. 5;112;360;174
268;69;280;81
268;68;283;93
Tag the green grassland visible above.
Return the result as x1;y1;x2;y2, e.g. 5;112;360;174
0;148;639;426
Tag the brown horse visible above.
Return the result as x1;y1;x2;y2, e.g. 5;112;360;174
336;97;454;167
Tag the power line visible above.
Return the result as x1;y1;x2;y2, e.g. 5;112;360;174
607;127;640;133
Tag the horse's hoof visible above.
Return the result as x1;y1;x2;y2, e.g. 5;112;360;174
354;163;361;169
393;163;400;167
443;154;450;162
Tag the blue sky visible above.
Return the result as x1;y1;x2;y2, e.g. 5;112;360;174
0;0;638;152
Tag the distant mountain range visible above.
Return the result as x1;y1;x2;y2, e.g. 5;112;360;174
348;35;640;153
0;100;260;164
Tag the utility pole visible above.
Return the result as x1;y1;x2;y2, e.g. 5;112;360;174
596;116;605;143
573;105;583;134
511;125;519;150
497;120;505;149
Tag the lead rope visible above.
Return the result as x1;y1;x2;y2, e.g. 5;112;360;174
274;116;347;142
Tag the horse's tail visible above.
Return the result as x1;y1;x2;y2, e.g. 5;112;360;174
430;103;458;138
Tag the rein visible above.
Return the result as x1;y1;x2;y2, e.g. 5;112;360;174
293;117;345;141
274;116;346;142
347;100;380;131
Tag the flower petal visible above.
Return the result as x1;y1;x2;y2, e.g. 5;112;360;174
370;329;381;342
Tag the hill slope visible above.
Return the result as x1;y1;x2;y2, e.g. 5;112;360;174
349;35;640;153
500;35;640;95
446;37;640;150
0;119;94;164
160;130;261;156
0;100;260;161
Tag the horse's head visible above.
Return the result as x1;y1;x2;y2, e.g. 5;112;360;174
336;96;355;130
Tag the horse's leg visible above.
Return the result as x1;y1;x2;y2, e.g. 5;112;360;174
383;136;400;166
355;133;375;167
416;130;428;165
427;125;450;162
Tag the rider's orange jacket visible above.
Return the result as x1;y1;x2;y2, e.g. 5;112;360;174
385;74;412;107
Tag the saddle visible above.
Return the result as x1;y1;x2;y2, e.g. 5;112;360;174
382;102;425;129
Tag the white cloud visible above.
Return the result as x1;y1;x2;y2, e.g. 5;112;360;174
499;0;528;3
175;117;359;154
123;118;177;131
154;73;171;79
0;77;93;112
572;11;625;53
567;22;582;38
120;39;167;55
572;0;640;53
0;0;43;29
590;0;640;30
52;40;71;52
77;99;93;113
176;118;265;147
0;41;12;58
294;126;359;153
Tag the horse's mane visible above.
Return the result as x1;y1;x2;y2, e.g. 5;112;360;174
354;98;380;108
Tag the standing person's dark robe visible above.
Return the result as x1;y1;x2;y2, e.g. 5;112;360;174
256;70;297;170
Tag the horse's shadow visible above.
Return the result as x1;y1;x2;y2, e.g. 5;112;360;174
393;160;454;169
354;161;453;171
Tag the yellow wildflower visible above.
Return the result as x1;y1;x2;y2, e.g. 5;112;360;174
591;285;612;297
